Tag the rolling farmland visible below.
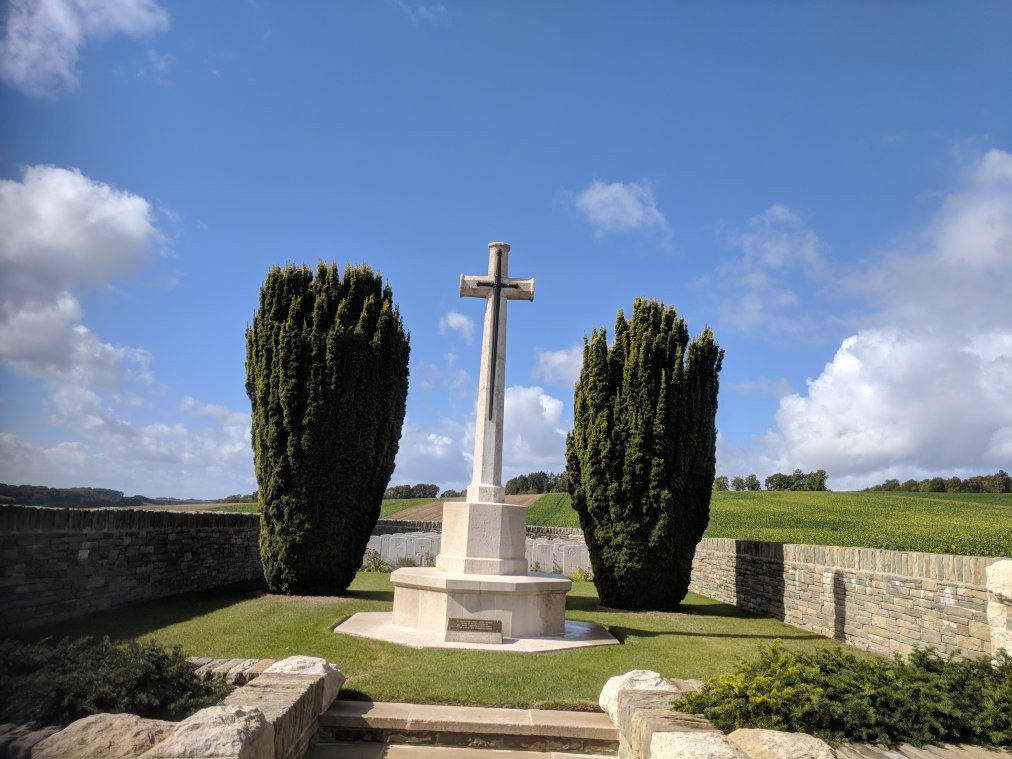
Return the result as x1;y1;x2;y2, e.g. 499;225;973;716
526;490;1012;557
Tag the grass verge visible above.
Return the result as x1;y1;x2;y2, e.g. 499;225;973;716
17;573;853;710
526;491;1012;556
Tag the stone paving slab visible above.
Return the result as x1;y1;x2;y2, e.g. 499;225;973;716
321;701;617;742
308;743;611;759
334;612;619;652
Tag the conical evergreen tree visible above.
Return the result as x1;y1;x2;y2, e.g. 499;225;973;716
565;299;722;610
245;262;410;594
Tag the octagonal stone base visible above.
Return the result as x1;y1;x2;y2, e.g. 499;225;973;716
390;566;571;639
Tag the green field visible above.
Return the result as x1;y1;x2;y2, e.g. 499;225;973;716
21;573;855;710
527;490;1012;557
208;497;434;519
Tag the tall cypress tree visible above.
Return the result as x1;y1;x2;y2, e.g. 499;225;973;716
245;262;409;594
565;299;722;610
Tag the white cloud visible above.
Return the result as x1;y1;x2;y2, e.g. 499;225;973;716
532;344;583;387
390;0;448;26
0;0;169;97
744;149;1012;488
716;204;828;335
572;180;668;237
502;385;567;478
0;165;158;385
390;417;470;488
438;310;475;344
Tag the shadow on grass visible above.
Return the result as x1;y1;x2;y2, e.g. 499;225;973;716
609;625;822;642
346;589;394;603
16;579;266;643
567;593;763;620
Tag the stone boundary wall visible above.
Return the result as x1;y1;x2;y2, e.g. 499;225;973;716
374;519;585;542
688;537;1006;659
0;505;262;633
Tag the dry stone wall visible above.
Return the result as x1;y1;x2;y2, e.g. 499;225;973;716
689;537;1006;658
0;505;261;632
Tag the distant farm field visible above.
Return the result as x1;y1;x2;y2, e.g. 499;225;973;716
207;497;434;519
526;490;1012;557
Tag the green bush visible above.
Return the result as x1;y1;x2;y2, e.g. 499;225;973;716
0;636;231;727
246;263;410;594
566;299;722;610
673;642;1012;747
360;548;391;573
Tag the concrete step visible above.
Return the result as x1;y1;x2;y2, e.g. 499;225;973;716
316;700;618;755
307;743;611;759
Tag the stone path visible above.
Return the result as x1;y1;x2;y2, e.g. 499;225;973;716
383;494;541;523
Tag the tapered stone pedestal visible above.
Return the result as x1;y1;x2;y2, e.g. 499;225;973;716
391;567;570;638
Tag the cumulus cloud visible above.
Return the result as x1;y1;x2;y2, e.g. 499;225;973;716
502;385;567;477
438;310;475;344
532;344;583;386
716;204;828;335
0;0;169;97
0;164;253;498
390;417;470;488
572;180;668;237
752;149;1012;488
0;165;157;385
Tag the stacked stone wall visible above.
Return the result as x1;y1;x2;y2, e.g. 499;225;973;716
689;537;1004;658
0;505;261;633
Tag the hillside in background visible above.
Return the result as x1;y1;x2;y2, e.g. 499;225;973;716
526;490;1012;557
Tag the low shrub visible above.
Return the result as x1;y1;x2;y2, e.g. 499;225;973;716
393;556;418;568
672;642;1012;747
569;566;593;582
360;548;391;573
0;636;232;727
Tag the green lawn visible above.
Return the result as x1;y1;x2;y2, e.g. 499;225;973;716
378;498;436;519
19;573;853;710
208;502;258;513
526;491;1012;557
208;498;435;519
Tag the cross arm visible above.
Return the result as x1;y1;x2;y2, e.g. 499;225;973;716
504;278;534;301
460;275;490;298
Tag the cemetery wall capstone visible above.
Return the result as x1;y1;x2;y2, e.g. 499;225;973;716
0;505;261;632
689;537;1004;659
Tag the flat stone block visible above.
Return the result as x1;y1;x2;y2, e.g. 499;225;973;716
334;612;619;652
390;567;570;638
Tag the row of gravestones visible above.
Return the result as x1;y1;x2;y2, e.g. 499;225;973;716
364;532;593;577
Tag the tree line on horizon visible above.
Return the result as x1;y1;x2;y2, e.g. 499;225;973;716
0;483;199;508
864;469;1010;494
713;469;829;491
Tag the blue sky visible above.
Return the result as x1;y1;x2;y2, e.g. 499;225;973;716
1;1;1010;497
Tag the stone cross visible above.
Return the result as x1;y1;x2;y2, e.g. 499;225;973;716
459;242;534;504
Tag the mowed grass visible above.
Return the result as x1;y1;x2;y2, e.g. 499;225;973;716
525;492;577;527
526;491;1012;557
19;573;852;710
207;498;435;519
208;502;258;513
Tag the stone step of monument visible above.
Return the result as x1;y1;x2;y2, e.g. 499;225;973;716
316;700;618;755
307;742;611;759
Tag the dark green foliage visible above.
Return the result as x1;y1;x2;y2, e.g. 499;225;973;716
764;469;829;491
565;299;722;610
0;636;231;727
505;470;569;495
384;483;438;499
674;642;1012;747
246;263;409;594
866;469;1011;493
